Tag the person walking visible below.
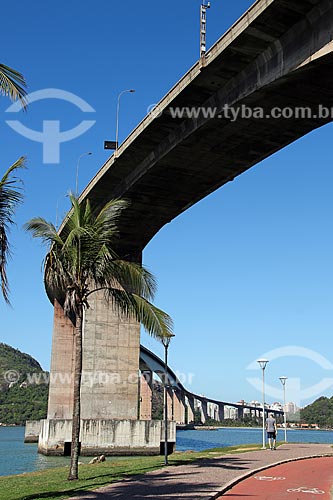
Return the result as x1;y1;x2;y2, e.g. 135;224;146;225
266;413;277;450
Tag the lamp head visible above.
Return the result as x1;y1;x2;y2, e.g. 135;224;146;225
279;376;287;385
79;151;92;159
257;359;269;370
161;333;175;348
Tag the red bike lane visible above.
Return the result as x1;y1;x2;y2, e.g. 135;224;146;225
220;456;333;499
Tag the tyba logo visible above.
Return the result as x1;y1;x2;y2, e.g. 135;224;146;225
5;88;96;164
246;346;333;409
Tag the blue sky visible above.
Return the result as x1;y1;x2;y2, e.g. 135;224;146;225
1;0;333;409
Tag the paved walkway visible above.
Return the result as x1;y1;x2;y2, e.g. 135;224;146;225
67;444;333;500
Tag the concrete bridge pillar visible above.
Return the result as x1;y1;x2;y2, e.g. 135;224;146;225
259;408;267;420
200;400;208;424
237;407;244;420
80;289;141;420
173;391;186;424
218;403;225;421
186;396;195;424
139;370;153;420
39;290;152;456
166;387;173;420
47;299;75;419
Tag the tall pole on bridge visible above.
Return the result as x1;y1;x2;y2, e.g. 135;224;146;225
200;1;211;58
279;376;288;443
257;359;269;449
162;334;175;465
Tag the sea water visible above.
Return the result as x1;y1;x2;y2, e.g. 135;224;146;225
1;426;333;477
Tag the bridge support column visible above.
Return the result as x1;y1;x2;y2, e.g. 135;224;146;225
47;299;75;420
139;370;153;420
238;407;244;420
39;288;147;456
80;289;141;420
218;403;225;421
186;396;195;424
166;387;173;420
200;400;208;424
173;391;186;424
259;408;267;420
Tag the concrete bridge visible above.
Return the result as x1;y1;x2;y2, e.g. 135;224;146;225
139;344;283;425
41;0;332;455
26;343;282;446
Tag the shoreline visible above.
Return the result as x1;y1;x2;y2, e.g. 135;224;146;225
192;425;329;431
1;427;333;479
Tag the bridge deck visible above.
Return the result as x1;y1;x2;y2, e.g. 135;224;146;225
71;0;333;257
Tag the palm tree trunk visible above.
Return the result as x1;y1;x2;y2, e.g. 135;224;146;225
68;312;83;481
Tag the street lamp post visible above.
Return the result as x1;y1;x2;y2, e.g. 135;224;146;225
257;359;269;449
115;89;135;156
279;376;288;442
75;152;92;195
161;334;175;465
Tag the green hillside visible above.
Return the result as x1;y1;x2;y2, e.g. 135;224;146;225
0;343;42;374
0;343;48;425
300;396;333;428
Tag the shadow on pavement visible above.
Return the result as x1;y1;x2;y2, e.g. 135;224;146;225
21;456;268;499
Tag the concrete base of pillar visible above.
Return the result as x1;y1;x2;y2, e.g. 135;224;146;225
37;418;176;456
24;420;42;443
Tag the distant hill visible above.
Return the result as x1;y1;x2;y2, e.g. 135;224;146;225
300;396;333;428
0;343;48;425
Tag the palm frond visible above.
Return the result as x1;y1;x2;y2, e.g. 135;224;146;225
95;198;130;231
0;226;9;304
0;156;26;186
0;157;26;225
96;259;157;301
0;157;26;304
23;218;62;246
106;288;173;340
131;294;173;339
26;194;173;339
0;64;27;109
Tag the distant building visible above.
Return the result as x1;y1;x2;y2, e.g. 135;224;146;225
250;400;262;408
271;402;283;411
285;402;300;414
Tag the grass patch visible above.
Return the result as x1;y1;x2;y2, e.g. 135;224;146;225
0;444;265;500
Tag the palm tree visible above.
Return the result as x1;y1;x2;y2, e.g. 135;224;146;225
0;63;27;108
0;63;27;303
25;194;173;481
0;157;26;303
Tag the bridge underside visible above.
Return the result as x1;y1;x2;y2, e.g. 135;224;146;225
113;55;333;255
78;0;333;257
